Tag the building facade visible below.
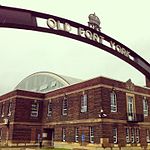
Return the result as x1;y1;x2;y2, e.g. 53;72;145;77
0;76;150;150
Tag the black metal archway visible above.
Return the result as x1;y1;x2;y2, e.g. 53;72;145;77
0;6;150;81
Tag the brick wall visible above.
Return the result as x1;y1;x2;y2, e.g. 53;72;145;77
0;76;150;148
54;123;101;144
14;98;43;123
43;87;102;123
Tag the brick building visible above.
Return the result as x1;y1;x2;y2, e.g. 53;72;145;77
0;72;150;150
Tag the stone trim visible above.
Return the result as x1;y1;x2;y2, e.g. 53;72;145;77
45;84;150;101
0;95;43;103
8;118;127;126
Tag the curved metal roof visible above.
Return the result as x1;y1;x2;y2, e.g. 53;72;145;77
15;71;82;93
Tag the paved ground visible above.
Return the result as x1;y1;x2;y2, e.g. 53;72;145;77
0;148;38;150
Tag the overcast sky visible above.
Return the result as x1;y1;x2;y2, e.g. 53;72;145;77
0;0;150;95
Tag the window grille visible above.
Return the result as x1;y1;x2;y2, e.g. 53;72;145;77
7;101;12;116
0;128;2;140
110;91;117;112
31;100;39;117
131;128;135;143
126;128;130;143
62;96;68;115
143;97;148;117
90;127;94;143
75;128;79;142
146;129;150;143
135;128;140;143
1;103;5;117
81;93;87;112
47;100;52;117
127;96;134;121
62;128;66;142
113;128;118;144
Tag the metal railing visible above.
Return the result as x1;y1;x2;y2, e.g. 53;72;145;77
127;113;144;122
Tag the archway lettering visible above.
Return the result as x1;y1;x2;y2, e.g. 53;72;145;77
0;6;149;80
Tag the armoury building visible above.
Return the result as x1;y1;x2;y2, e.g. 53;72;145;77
0;9;150;150
0;71;150;150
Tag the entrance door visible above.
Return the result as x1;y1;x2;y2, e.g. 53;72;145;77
43;128;54;147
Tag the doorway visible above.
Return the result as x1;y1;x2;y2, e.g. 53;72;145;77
42;128;54;147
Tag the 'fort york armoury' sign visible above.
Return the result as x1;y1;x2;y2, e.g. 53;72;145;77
47;16;130;58
0;6;150;81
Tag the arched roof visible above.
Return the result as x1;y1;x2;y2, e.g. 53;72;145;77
15;71;82;93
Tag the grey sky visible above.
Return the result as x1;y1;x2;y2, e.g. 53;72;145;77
0;0;150;95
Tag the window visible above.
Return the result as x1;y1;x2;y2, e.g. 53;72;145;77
62;128;66;142
143;97;148;117
131;128;135;143
62;96;68;115
75;128;79;142
47;100;52;117
51;81;57;87
127;95;134;121
1;103;5;117
126;128;139;144
135;128;140;143
0;103;3;117
31;100;39;117
0;128;2;140
110;91;117;112
146;129;150;143
90;127;94;143
7;101;12;116
81;93;88;112
126;128;130;143
113;128;118;144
